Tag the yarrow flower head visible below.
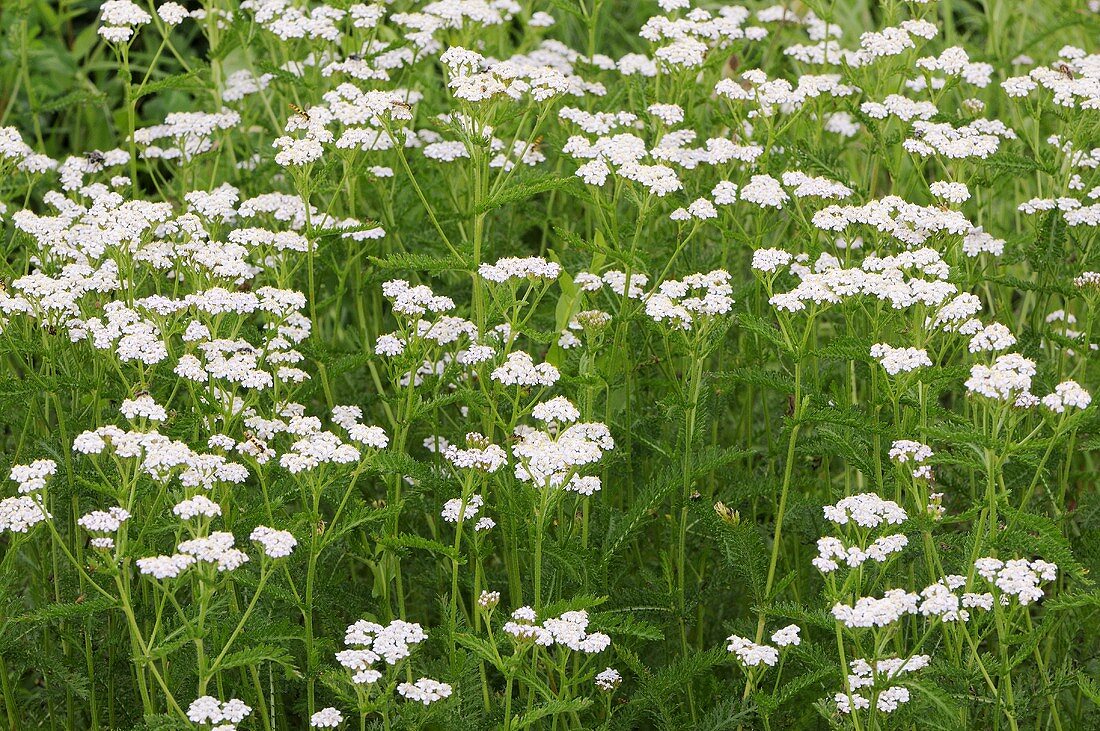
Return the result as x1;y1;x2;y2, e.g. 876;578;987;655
975;557;1057;605
397;678;453;705
441;493;484;523
310;707;344;728
1041;380;1091;413
770;624;801;647
77;507;131;549
870;343;932;375
478;590;501;609
250;525;298;558
503;607;612;653
10;459;57;493
491;351;560;387
823;494;907;528
595;667;622;692
837;655;929;714
0;495;50;535
644;270;734;330
443;433;507;472
964;353;1036;403
726;635;779;667
479;256;562;283
832;589;920;628
889;439;934;480
186;695;251;727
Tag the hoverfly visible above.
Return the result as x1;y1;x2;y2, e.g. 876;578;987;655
289;103;310;121
1058;63;1076;80
84;150;106;168
242;431;267;453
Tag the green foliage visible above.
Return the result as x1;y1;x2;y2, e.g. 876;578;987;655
0;0;1098;730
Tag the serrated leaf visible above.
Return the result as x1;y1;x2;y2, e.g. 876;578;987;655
12;595;114;623
134;69;206;99
218;644;296;672
475;176;574;214
379;532;460;560
513;698;592;729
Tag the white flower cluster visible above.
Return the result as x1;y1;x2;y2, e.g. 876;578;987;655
137;531;249;579
861;94;938;122
1040;380;1091;413
813;533;908;573
503;607;612;653
0;126;56;175
889;439;934;480
782;171;853;200
905;119;1016;160
512;405;614;491
397;678;453;705
964;353;1037;404
915;46;993;87
382;279;455;317
98;0;152;44
726;636;778;667
918;575;993;622
595;667;622;692
132;110;242;162
929;181;971;203
120;394;168;422
968;323;1016;353
816;492;910;573
0;496;50;534
490;351;560;387
441;494;484;523
751;248;793;274
479;256;562;283
278;414;371;473
870;343;933;375
310;707;344;728
1001;49;1100;109
443;433;507;473
716;71;855;119
768;247;958;314
832;589;920;628
250;525;298;558
77;507;131;549
813;196;979;248
726;625;800;668
478;590;501;609
74;424;249;487
337;619;427;684
10;459;57;494
573;270;650;300
644;270;734;330
173;495;222;520
975;557;1058;605
186;696;251;728
836;655;929;714
822;494;907;528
